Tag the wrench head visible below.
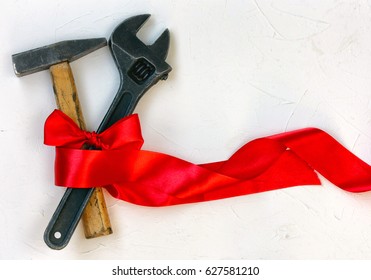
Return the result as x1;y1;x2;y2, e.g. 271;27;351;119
109;14;172;86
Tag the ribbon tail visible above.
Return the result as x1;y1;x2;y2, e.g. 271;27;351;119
270;128;371;192
102;147;321;207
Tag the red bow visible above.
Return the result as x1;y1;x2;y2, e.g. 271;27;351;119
44;109;143;150
44;110;371;206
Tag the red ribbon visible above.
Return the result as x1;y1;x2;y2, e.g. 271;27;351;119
44;110;371;206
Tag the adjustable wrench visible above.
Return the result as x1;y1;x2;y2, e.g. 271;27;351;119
44;14;172;249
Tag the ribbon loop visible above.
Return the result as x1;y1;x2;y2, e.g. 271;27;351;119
44;109;144;150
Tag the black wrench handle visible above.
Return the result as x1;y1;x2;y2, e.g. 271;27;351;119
44;188;94;250
44;91;139;250
98;91;138;132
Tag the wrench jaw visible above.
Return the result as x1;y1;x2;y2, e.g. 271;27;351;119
149;28;170;63
115;14;151;35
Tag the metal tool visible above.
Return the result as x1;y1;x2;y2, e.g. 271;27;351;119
12;38;114;240
44;14;172;249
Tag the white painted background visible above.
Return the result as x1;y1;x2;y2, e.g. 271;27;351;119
0;0;370;259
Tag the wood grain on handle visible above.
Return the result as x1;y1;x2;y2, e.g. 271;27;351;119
49;62;113;238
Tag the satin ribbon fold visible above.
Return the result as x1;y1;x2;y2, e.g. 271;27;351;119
44;109;371;206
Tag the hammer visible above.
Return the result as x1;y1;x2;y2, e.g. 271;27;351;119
12;38;113;239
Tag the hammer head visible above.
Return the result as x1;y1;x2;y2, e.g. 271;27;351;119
12;38;107;77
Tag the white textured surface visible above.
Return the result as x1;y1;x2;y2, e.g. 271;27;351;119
0;0;370;259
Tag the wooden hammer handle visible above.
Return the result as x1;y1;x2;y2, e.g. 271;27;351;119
49;62;112;238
